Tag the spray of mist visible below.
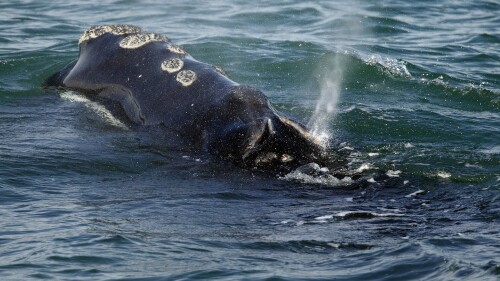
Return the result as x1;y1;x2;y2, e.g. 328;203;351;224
307;54;345;146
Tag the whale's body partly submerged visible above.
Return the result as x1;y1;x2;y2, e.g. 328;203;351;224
45;25;326;169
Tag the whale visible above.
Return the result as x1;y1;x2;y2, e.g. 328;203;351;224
44;25;326;169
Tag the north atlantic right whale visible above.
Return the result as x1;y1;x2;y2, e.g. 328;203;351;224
44;25;328;170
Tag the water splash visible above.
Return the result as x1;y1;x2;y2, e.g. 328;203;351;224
308;54;345;146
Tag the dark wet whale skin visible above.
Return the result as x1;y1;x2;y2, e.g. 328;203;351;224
44;25;325;169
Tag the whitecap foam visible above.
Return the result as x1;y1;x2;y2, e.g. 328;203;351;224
315;214;334;220
437;171;451;178
405;189;424;198
465;163;482;169
478;145;500;155
386;170;401;177
280;169;352;186
404;143;414;148
314;211;405;221
356;163;373;172
60;91;128;130
365;54;411;77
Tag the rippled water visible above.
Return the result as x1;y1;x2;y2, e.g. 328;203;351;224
1;0;499;280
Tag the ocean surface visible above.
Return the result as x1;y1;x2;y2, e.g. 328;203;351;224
1;0;499;280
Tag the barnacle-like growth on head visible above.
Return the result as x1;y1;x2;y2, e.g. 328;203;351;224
161;58;184;73
167;44;187;55
119;33;168;49
176;70;197;86
79;24;142;45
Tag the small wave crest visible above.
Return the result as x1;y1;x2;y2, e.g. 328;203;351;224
314;211;405;222
364;54;412;78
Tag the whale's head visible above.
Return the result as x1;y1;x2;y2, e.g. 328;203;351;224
207;86;327;170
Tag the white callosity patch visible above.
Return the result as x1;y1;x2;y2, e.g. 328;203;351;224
212;64;227;76
167;44;186;55
280;154;294;163
79;25;142;45
161;58;184;73
119;33;168;49
176;70;197;86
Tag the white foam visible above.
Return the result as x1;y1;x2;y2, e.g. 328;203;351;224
339;146;354;151
327;243;341;249
368;152;380;157
365;55;412;77
437;171;451;178
314;211;405;221
431;75;448;86
280;169;352;186
377;207;402;213
386;170;401;177
478;145;500;155
341;211;404;218
405;189;424;198
356;163;372;172
465;163;482;169
315;214;334;220
60;91;128;130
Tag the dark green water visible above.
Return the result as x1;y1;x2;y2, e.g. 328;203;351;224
1;0;499;280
